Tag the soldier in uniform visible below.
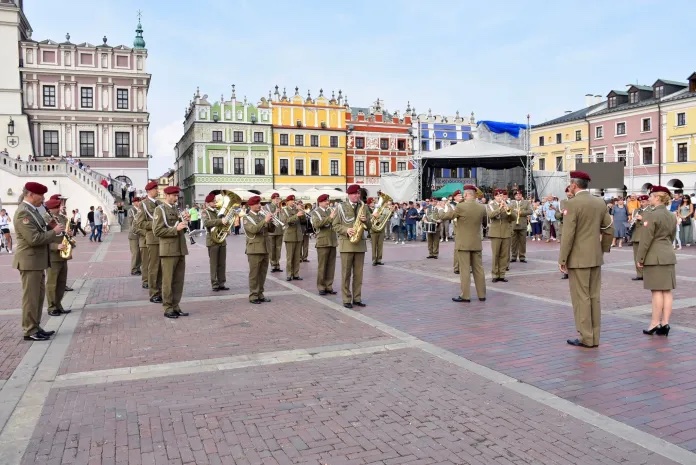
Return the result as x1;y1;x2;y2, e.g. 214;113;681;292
127;197;142;276
243;195;273;304
311;194;338;295
279;194;305;281
202;192;230;291
487;189;514;282
509;190;532;263
133;197;149;289
451;191;463;274
369;197;386;266
559;171;614;348
14;182;64;341
332;184;371;309
153;186;189;319
43;198;73;317
267;193;283;273
503;191;513;270
423;198;441;259
141;181;163;302
556;186;574;279
440;185;487;302
630;194;650;281
299;201;312;262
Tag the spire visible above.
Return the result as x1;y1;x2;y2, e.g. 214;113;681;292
231;84;236;99
133;10;146;49
406;101;411;113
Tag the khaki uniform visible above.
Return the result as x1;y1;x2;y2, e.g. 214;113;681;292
555;198;569;244
133;205;149;286
332;201;371;304
487;202;514;279
266;202;283;269
141;197;162;297
636;206;677;291
558;191;614;347
153;202;189;316
423;206;441;257
301;213;311;261
369;206;386;264
279;205;303;279
44;213;71;313
441;201;487;299
510;200;532;260
127;207;141;274
630;206;648;278
13;202;62;337
311;207;338;292
202;207;227;290
243;211;271;301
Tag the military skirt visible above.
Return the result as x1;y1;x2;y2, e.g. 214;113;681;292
643;264;676;291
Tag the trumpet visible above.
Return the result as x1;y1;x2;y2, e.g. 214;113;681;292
178;209;196;245
263;205;286;230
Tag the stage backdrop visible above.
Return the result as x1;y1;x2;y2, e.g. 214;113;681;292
575;162;625;189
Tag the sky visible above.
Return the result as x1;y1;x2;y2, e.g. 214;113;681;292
24;0;696;177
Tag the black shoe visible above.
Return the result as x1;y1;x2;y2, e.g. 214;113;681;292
135;271;142;275
643;325;661;335
520;259;527;263
302;259;310;262
432;257;437;260
454;271;460;274
657;324;671;336
142;283;149;289
510;259;517;263
498;278;509;283
270;268;279;273
377;261;384;265
327;290;337;295
250;299;262;304
164;313;178;319
373;262;378;266
24;333;50;341
286;277;292;281
131;271;139;276
492;278;499;283
479;298;486;302
212;288;220;292
426;256;433;259
176;311;190;316
48;310;62;317
218;286;230;291
353;301;366;307
58;308;71;314
567;338;595;348
452;297;470;303
561;274;568;279
258;298;271;303
64;286;73;292
292;277;303;281
505;267;509;271
632;277;643;281
276;268;283;273
38;329;55;337
343;303;353;309
150;296;163;303
319;291;327;296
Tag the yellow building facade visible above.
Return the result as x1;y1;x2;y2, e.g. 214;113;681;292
271;87;347;189
661;75;696;184
530;120;589;172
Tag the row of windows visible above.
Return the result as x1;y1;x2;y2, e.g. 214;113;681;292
209;157;407;176
41;130;129;157
353;137;408;150
212;130;265;143
421;140;458;151
278;134;340;148
537;144;690;169
42;85;129;109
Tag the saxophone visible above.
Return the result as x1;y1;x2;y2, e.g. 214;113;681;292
349;202;367;244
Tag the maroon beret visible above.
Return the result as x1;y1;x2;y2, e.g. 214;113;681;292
346;184;360;195
638;194;649;201
271;192;280;199
132;196;141;202
163;186;180;195
569;170;591;181
49;194;64;200
452;190;462;197
144;181;158;191
247;195;261;206
463;185;477;192
317;194;329;202
494;188;506;195
204;193;216;203
650;185;671;196
44;198;61;209
286;194;295;201
25;182;48;195
367;197;374;204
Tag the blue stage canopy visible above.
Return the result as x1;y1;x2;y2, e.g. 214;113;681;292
477;121;528;138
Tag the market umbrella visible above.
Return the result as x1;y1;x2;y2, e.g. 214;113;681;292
431;183;463;198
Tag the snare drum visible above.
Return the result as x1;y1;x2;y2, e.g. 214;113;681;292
425;222;437;234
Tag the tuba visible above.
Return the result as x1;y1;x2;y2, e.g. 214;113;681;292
349;202;368;244
60;234;76;259
370;192;393;233
209;190;244;244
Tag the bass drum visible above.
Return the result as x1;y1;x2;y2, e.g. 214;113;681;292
425;222;438;234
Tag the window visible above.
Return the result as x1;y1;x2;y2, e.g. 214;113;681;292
555;133;562;144
42;130;59;156
212;157;224;174
617;150;626;165
380;161;389;173
616;122;626;135
608;96;616;108
380;138;389;150
629;92;638;104
79;131;95;157
355;160;365;176
80;88;93;108
595;126;604;138
295;159;304;175
295;135;304;146
116;89;128;109
575;130;582;141
575;154;584;164
655;85;664;99
234;158;244;175
233;131;244;142
115;132;130;157
330;160;339;176
435;141;442;150
253;132;263;143
595;152;604;163
677;112;686;127
538;136;544;146
280;159;289;175
311;135;319;147
397;139;406;150
212;130;223;142
255;158;265;175
330;136;338;148
397;162;406;171
555;156;563;171
678;143;688;162
421;141;427;152
311;160;319;176
43;86;56;107
642;118;651;132
356;137;365;149
538;158;545;170
642;147;653;165
279;134;289;146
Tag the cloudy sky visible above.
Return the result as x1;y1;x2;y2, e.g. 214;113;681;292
25;0;696;177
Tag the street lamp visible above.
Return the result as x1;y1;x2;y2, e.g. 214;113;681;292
8;117;15;136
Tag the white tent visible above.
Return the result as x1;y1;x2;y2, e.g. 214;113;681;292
380;170;418;202
420;139;528;167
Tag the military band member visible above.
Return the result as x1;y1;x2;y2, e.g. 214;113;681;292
202;192;230;291
503;190;513;270
267;193;283;273
300;201;312;262
127;197;142;276
451;191;464;274
279;194;304;281
14;182;64;341
440;186;487;302
142;181;163;302
424;198;441;259
510;190;532;263
43;198;72;316
332;184;370;309
630;194;650;281
153;186;189;319
311;194;338;295
133;197;149;288
559;171;614;348
556;187;574;279
487;189;514;282
243;195;273;304
368;197;386;265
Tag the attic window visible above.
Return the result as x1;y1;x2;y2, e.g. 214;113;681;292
608;96;617;108
629;92;638;104
690;79;696;93
655;85;664;99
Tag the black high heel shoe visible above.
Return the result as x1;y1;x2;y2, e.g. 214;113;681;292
657;324;670;336
643;325;661;335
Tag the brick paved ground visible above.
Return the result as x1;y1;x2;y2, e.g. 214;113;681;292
2;231;696;464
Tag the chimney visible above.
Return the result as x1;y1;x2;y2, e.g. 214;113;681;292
594;95;602;104
585;94;593;108
565;110;572;115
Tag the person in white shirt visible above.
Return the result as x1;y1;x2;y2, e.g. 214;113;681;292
0;208;12;253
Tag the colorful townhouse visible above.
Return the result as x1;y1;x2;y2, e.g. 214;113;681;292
174;86;273;205
270;87;346;190
345;99;413;195
661;73;696;191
